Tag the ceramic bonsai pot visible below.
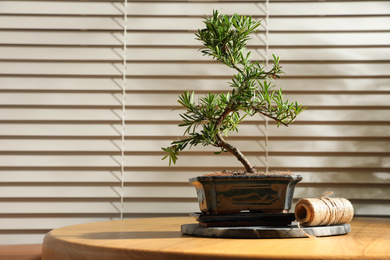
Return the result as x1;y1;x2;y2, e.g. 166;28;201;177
189;174;302;215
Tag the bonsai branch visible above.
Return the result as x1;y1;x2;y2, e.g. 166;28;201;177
254;108;290;127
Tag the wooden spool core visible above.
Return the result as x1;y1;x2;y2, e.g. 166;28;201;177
295;203;312;224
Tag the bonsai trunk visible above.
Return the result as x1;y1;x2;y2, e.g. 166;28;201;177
215;108;256;174
216;132;256;174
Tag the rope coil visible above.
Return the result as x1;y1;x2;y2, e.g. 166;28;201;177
295;194;354;227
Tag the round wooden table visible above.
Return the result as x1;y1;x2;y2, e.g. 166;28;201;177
42;216;390;260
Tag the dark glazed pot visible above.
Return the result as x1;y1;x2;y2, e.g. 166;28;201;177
189;174;302;214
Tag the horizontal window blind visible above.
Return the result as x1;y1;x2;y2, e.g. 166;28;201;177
0;0;389;244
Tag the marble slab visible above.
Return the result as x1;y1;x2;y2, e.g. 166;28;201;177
181;223;351;238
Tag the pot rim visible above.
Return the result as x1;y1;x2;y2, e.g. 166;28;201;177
190;174;303;182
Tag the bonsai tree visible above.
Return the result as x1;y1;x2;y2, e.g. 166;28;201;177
162;10;305;174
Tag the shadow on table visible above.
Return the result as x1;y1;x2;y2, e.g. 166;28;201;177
80;231;181;240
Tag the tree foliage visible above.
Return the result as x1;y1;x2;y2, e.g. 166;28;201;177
162;10;305;173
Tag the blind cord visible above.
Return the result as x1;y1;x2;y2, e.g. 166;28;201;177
120;0;128;220
265;0;270;173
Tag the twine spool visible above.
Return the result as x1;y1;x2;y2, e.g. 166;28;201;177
295;197;354;227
